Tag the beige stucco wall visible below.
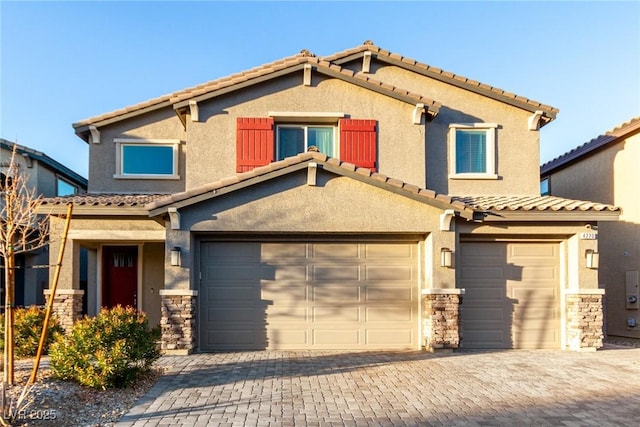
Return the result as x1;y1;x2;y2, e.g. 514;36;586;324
88;110;186;193
347;60;541;195
546;133;640;338
85;62;541;197
162;169;456;295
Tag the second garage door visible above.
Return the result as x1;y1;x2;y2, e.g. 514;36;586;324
460;241;561;349
199;240;419;351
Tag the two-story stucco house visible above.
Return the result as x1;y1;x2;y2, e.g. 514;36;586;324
541;117;640;341
41;41;620;353
1;139;87;306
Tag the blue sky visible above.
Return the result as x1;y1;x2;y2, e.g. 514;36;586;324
1;1;638;179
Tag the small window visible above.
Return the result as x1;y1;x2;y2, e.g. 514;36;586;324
449;124;498;179
276;125;335;160
114;139;180;179
56;177;77;196
540;177;550;195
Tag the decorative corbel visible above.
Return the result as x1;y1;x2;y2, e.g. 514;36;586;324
89;125;101;144
168;207;181;230
189;100;199;122
307;162;318;186
412;103;425;125
528;110;544;131
303;64;312;86
362;51;372;73
440;209;456;231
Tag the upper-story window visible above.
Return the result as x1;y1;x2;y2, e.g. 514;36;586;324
236;117;377;173
540;177;550;195
448;123;498;179
277;125;335;160
56;177;78;196
114;138;180;179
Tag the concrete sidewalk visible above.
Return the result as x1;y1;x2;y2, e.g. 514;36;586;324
115;346;640;426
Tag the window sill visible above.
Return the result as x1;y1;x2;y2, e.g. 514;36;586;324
113;174;181;180
449;173;499;180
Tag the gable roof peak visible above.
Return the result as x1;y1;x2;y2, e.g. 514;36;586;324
298;49;316;58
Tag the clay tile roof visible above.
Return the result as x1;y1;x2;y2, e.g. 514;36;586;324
145;153;477;218
450;195;620;213
41;193;168;208
541;116;640;174
323;41;558;118
73;44;440;131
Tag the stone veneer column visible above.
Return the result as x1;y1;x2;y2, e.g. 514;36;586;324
159;290;198;355
43;289;84;333
566;290;605;351
422;289;464;352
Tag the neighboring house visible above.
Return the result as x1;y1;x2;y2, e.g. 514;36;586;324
1;139;87;306
541;117;640;340
41;41;620;354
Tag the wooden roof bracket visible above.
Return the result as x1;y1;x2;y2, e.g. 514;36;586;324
168;207;181;230
440;209;456;231
189;100;199;122
413;103;425;125
89;126;101;144
362;51;372;73
307;162;318;186
303;64;312;86
528;110;545;131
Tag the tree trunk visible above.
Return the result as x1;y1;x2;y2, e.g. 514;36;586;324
3;250;14;386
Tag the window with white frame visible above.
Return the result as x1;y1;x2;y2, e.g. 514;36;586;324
114;139;180;179
449;123;498;179
276;125;335;160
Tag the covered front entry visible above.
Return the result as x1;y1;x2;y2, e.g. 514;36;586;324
199;239;419;351
460;241;561;349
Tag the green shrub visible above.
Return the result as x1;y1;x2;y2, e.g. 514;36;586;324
0;306;64;357
49;306;160;389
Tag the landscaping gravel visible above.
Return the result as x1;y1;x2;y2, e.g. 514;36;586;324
3;357;163;426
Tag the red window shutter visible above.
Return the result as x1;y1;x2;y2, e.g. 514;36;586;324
339;119;377;172
236;117;275;172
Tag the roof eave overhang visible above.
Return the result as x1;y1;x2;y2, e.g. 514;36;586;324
332;51;556;123
39;205;151;216
479;211;620;222
148;159;475;220
172;63;440;119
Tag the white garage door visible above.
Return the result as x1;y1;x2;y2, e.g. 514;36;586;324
460;241;560;349
199;240;418;350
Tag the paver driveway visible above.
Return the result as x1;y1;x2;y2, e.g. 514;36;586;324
116;346;640;426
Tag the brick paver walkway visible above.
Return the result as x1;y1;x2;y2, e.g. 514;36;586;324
116;346;640;426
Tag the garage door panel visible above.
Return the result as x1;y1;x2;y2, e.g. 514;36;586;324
511;287;556;303
510;244;556;258
268;329;308;347
266;306;307;321
464;287;505;300
365;265;413;281
262;282;307;301
516;266;557;280
462;267;505;280
366;306;413;322
313;306;360;322
206;286;259;301
312;243;359;259
312;265;360;280
313;285;360;302
365;286;413;302
262;243;307;259
365;244;413;259
367;329;413;345
314;329;360;345
200;241;417;351
464;308;507;321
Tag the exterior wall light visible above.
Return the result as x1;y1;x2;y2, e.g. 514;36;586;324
170;246;182;267
441;248;453;268
585;249;599;269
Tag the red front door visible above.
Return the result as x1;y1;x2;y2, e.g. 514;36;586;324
103;246;137;308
